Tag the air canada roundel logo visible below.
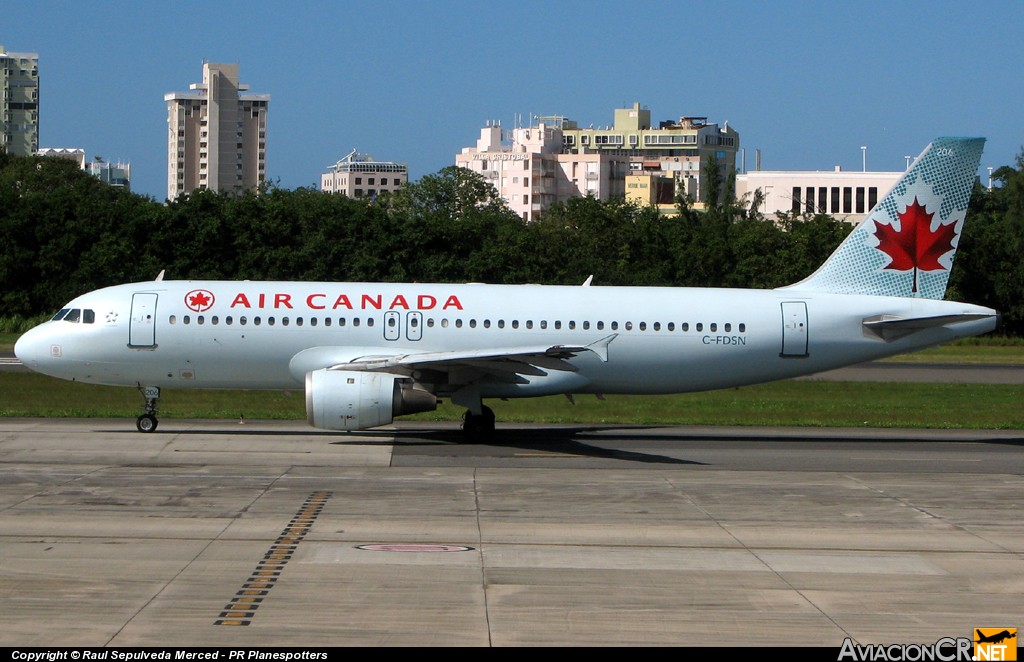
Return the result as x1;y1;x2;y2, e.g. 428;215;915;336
185;289;215;313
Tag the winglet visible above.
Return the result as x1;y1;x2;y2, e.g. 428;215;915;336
582;275;594;287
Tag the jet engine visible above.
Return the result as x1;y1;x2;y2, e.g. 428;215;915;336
305;369;437;431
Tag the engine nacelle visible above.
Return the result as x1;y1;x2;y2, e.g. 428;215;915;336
305;369;437;431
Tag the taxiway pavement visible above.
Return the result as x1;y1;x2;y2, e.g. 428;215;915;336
0;419;1021;647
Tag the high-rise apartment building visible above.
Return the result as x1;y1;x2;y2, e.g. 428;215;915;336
165;62;269;200
321;149;408;199
1;45;40;157
456;102;739;220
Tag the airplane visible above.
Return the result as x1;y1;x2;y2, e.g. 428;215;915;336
976;629;1016;645
14;137;998;440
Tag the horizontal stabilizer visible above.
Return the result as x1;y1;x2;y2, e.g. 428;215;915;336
862;313;997;341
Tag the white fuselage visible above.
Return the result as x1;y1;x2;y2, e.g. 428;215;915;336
14;280;999;397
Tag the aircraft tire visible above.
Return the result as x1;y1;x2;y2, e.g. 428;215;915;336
136;414;158;433
461;406;495;442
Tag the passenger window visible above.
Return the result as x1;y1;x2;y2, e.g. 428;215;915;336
198;316;205;325
710;323;717;332
470;319;477;328
240;316;247;325
268;317;276;326
583;321;590;330
682;323;689;331
625;322;633;331
554;321;561;330
456;319;463;328
696;323;703;332
639;322;646;331
540;321;547;330
526;320;533;329
426;318;433;328
339;318;346;327
739;323;746;333
226;316;233;325
512;320;519;329
668;322;675;331
254;317;261;326
597;321;604;330
724;323;731;332
296;318;303;327
569;321;576;330
611;322;618;330
353;318;360;327
498;320;505;329
183;315;190;325
169;315;177;325
211;316;219;325
282;318;289;326
367;318;374;327
441;319;449;328
310;318;317;327
484;320;491;329
653;322;660;331
324;318;331;327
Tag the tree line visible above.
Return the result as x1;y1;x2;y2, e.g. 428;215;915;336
1;150;1021;335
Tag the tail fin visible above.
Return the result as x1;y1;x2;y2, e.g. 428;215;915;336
782;137;984;299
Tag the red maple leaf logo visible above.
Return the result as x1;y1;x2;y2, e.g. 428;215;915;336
185;289;215;312
873;197;958;292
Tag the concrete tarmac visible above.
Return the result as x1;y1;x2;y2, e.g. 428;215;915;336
1;418;1022;647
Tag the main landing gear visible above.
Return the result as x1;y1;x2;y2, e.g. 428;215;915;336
136;385;160;433
461;405;495;441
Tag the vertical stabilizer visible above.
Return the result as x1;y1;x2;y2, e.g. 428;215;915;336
782;137;984;299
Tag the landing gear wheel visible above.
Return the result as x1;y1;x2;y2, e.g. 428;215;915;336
136;385;161;433
136;414;158;433
461;405;495;442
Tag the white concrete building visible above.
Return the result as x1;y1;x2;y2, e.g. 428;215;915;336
165;63;269;200
736;168;903;224
321;149;407;199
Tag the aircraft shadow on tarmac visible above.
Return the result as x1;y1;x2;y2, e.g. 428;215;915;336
101;423;1024;461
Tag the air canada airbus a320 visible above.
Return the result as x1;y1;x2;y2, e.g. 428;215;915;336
15;137;998;439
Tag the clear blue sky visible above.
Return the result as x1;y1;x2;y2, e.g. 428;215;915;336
6;0;1022;201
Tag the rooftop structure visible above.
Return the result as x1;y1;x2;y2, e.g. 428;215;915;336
321;149;408;198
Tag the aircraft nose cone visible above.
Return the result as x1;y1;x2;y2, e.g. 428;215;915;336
14;325;54;370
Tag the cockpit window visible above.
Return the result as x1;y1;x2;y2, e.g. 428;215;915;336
83;309;95;324
64;309;81;323
51;309;70;321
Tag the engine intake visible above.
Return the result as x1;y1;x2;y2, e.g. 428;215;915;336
305;369;437;431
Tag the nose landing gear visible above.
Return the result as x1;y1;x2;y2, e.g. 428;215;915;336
136;385;160;433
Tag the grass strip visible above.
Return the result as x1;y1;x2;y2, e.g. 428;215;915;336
1;372;1021;430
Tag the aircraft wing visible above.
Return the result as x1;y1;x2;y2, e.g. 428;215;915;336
334;334;617;381
290;334;617;387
